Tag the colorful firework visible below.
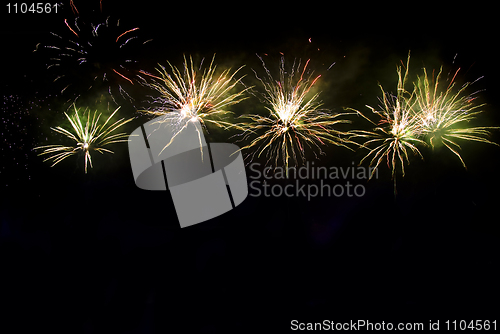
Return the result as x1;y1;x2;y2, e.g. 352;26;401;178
349;54;498;193
239;55;353;172
38;6;150;106
34;104;133;173
139;55;249;155
348;56;426;186
414;67;498;167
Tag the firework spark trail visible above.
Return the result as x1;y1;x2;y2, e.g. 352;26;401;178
347;55;426;191
239;55;354;172
139;55;250;157
69;0;79;16
64;19;79;38
112;68;134;85
34;105;133;173
116;27;139;43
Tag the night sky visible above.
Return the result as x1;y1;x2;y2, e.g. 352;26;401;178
1;1;499;333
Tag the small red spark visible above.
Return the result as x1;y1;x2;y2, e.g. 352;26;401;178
64;19;79;38
112;69;134;85
116;28;140;43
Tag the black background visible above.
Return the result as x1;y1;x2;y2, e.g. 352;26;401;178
1;1;499;333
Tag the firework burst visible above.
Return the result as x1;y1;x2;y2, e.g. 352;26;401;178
349;54;498;193
38;5;150;106
240;55;353;171
34;104;133;173
139;55;249;155
348;57;426;186
414;67;498;168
